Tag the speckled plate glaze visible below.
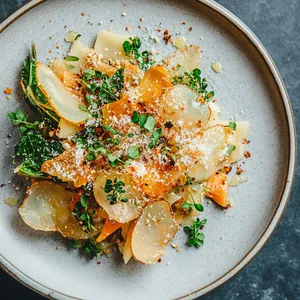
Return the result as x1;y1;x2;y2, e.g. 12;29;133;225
0;0;296;299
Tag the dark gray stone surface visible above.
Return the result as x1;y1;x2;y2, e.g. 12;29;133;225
0;0;299;299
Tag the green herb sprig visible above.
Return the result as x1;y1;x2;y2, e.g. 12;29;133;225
72;192;96;233
8;110;39;133
122;37;155;71
183;218;207;248
104;178;128;204
173;68;214;101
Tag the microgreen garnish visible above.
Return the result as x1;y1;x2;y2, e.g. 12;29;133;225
82;69;124;104
103;125;119;135
173;68;214;101
104;178;128;204
181;201;204;213
8;110;39;133
226;144;236;157
148;128;162;148
128;145;140;159
65;55;79;61
78;104;88;112
72;192;96;233
183;218;207;248
122;37;155;71
70;239;79;249
229;121;237;131
82;239;102;260
185;175;193;186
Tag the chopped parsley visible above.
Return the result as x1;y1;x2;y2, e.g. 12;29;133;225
148;128;162;148
128;145;140;159
104;178;128;204
173;68;214;101
143;115;156;132
122;37;155;71
183;218;207;248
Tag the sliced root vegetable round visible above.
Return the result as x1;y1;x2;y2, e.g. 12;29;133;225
94;30;131;63
19;181;60;231
67;39;91;74
131;200;178;264
189;125;228;182
163;45;201;77
36;63;89;124
19;181;101;239
56;118;82;139
93;173;144;223
159;84;210;128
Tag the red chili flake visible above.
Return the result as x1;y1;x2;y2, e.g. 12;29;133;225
236;165;243;175
181;21;186;25
243;139;250;145
158;258;162;263
4;88;12;95
81;12;85;16
157;29;161;33
244;151;251;158
222;166;232;175
189;27;193;32
140;18;144;22
110;19;113;23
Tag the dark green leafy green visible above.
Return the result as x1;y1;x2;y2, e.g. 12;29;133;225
16;131;63;178
21;44;59;123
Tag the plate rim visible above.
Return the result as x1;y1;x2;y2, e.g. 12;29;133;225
0;0;297;299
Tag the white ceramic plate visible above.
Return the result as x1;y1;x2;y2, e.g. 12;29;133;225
0;0;296;299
